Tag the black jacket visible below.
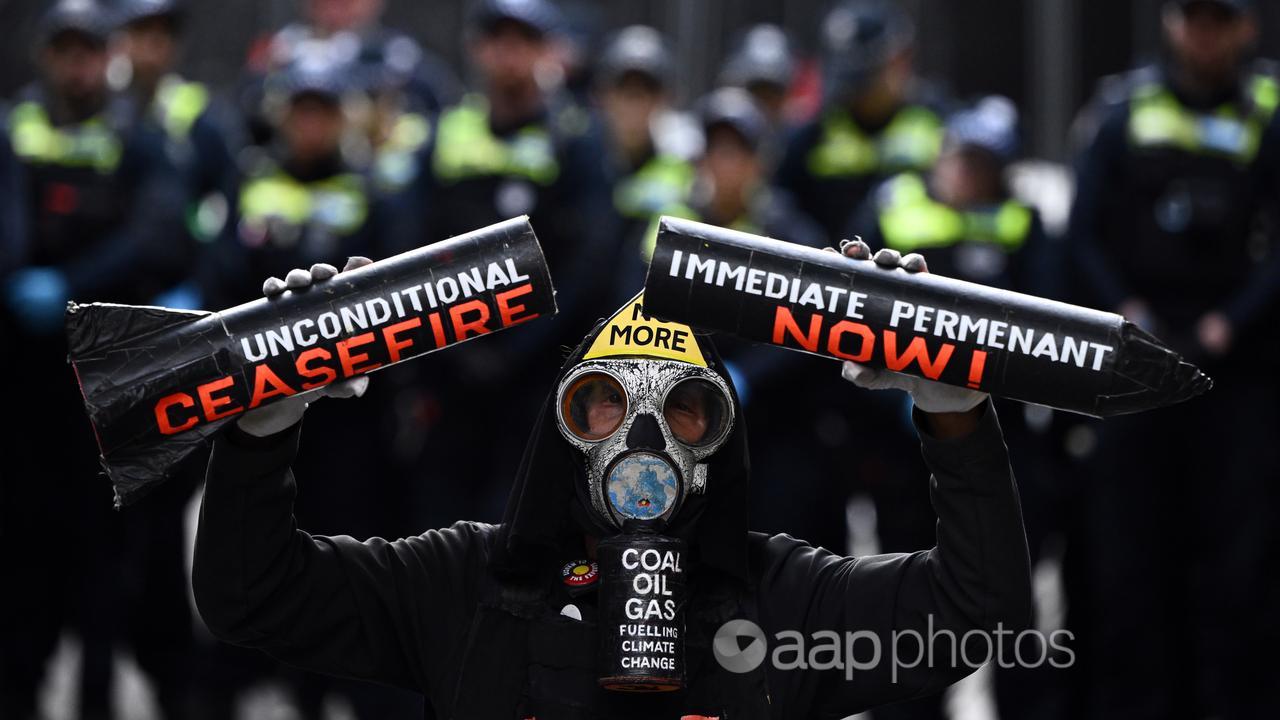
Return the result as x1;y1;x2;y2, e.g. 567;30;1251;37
193;395;1031;717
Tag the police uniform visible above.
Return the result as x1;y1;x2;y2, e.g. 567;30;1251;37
240;18;460;150
859;171;1044;291
1067;60;1280;717
151;74;237;239
0;70;187;718
597;26;698;307
756;4;950;571
402;85;618;532
192;295;1033;719
851;99;1063;714
775;100;945;244
373;109;434;195
774;0;946;246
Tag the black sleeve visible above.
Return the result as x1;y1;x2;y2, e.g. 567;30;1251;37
192;421;488;694
1065;104;1133;311
754;401;1033;716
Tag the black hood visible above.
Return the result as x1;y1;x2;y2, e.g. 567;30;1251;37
490;320;751;583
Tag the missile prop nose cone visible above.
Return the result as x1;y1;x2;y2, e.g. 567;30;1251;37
1172;361;1213;403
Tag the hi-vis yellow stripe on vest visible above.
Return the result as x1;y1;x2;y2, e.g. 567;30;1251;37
583;292;708;367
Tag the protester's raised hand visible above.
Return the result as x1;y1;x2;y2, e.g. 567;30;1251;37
829;242;988;418
237;257;373;437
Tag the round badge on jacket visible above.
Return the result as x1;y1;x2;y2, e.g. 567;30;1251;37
562;560;599;588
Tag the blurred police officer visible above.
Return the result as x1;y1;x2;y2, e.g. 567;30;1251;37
684;86;825;410
775;0;947;244
596;25;696;303
754;2;949;588
398;0;617;534
1067;1;1280;717
718;23;797;146
208;54;419;719
687;87;825;249
418;0;612;275
242;0;459;150
855;97;1047;291
853;98;1070;718
0;1;186;717
212;56;387;306
114;0;238;308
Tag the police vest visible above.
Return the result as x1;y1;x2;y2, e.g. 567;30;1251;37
8;100;129;263
9;100;123;173
1109;72;1280;316
613;153;696;221
153;75;210;142
432;94;561;186
441;567;772;719
638;202;763;267
238;169;369;247
1127;73;1280;165
806;105;943;178
374;111;432;192
876;173;1032;252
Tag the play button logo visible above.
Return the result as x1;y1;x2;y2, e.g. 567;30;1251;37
713;619;767;673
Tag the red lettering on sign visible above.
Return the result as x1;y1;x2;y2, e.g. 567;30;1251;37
197;376;242;421
497;283;538;327
883;331;954;380
155;392;198;434
450;299;491;340
772;306;820;352
382;317;422;363
249;364;296;408
828;320;875;362
297;347;337;389
337;332;381;377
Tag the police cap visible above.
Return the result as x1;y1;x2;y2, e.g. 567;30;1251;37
470;0;563;38
821;0;915;96
719;24;795;91
945;96;1020;163
598;25;671;90
115;0;183;28
39;0;112;46
699;87;768;152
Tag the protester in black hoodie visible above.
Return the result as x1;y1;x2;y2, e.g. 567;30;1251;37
192;244;1032;719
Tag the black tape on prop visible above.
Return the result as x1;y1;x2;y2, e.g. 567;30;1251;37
597;533;687;692
67;216;556;506
643;217;1211;418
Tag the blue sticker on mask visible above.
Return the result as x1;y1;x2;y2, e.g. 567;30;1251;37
606;453;680;521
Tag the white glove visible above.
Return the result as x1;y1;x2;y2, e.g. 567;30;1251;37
834;243;988;415
841;361;986;414
236;257;373;437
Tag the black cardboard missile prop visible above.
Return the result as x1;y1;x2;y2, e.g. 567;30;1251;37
643;217;1211;417
68;216;556;506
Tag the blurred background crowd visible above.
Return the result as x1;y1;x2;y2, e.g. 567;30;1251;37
1;0;1278;719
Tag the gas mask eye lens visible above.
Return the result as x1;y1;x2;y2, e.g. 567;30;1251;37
663;378;730;447
562;372;628;441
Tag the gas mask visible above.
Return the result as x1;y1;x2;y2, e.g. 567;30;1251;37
555;358;735;531
552;293;736;691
